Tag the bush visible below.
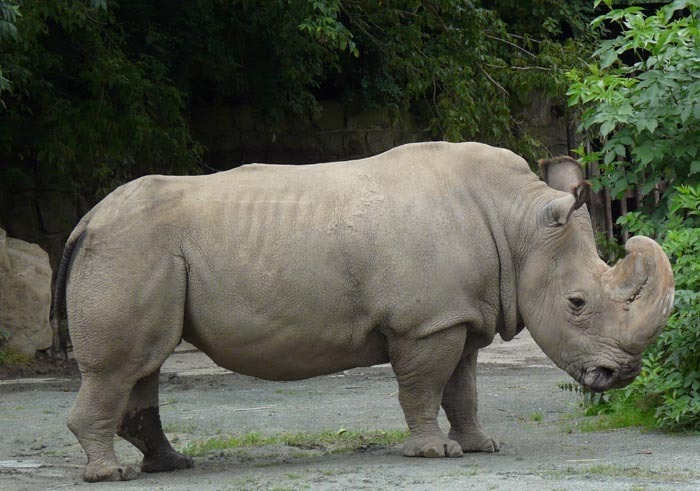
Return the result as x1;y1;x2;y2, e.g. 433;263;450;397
0;0;20;97
567;0;700;213
568;0;700;431
1;1;599;201
612;187;700;431
0;0;203;200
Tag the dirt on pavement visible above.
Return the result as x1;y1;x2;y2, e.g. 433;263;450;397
1;331;699;491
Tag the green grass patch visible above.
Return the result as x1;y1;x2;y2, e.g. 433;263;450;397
560;381;659;433
181;428;409;457
163;422;198;434
548;464;700;483
283;428;408;449
577;403;657;433
529;411;544;422
0;348;31;367
585;465;656;479
274;389;298;396
317;468;350;477
182;432;275;456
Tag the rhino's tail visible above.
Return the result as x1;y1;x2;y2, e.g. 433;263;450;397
50;220;87;361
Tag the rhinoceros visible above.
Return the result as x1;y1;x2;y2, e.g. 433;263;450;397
51;142;674;482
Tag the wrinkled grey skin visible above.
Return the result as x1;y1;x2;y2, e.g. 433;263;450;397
52;142;674;482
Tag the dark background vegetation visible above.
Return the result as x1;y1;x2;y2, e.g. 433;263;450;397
0;0;598;201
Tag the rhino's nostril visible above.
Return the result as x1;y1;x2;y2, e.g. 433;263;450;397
597;366;614;381
582;366;616;392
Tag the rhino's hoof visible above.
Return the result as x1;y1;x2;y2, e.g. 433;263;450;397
486;438;500;453
471;437;499;453
142;450;195;473
448;430;500;453
83;463;139;482
403;436;463;458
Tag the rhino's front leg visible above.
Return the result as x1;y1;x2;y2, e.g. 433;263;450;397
389;326;467;458
442;349;499;452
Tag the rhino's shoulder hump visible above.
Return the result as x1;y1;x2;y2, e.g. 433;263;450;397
384;141;528;168
450;142;529;169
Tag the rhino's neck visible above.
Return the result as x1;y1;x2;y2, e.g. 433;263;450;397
472;170;557;341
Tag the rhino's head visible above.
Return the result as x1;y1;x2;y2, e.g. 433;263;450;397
519;157;674;392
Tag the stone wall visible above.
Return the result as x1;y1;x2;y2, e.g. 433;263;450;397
520;91;571;157
190;101;432;168
192;95;570;168
0;184;86;276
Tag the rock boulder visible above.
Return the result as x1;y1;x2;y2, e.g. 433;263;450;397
0;228;53;357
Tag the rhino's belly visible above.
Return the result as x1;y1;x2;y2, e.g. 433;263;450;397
182;321;389;381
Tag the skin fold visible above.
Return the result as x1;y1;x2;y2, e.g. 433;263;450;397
53;142;673;482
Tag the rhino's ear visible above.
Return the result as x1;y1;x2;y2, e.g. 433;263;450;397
543;181;591;226
538;156;584;193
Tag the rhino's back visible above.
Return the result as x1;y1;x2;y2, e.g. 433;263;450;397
86;141;529;235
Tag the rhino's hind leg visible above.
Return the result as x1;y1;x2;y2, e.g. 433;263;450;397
67;375;139;482
389;326;467;458
442;350;499;453
66;250;188;481
117;370;194;473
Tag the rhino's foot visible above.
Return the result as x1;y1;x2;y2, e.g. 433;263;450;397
83;462;139;482
142;450;195;473
403;435;463;458
448;429;500;453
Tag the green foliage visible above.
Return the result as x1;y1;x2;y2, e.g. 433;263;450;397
0;0;202;199
568;2;700;432
0;0;19;41
577;398;656;432
595;231;627;262
298;0;359;57
0;0;20;97
567;0;700;211
123;0;356;117
1;1;598;201
586;186;700;432
626;188;700;431
128;0;597;161
332;0;598;161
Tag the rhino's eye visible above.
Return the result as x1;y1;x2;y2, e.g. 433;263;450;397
568;297;586;310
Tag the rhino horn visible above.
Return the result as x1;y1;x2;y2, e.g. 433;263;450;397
603;236;675;353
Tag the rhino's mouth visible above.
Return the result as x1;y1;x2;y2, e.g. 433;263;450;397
581;367;615;392
580;364;640;393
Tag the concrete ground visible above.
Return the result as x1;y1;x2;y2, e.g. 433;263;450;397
1;331;699;490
